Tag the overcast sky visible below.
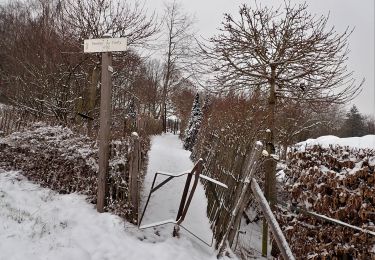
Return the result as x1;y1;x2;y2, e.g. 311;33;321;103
145;0;374;116
0;0;373;115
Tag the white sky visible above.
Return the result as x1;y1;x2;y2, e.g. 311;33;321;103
145;0;375;116
0;0;373;115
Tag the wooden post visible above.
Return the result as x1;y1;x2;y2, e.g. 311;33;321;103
129;132;140;223
87;66;99;137
262;130;272;256
97;51;113;213
0;109;5;132
5;110;10;134
251;178;295;260
161;101;166;133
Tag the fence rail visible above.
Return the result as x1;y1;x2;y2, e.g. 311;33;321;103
251;179;295;260
214;141;295;259
0;106;60;135
0;107;26;135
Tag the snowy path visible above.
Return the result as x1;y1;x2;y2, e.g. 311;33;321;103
140;134;266;259
0;133;229;260
141;133;214;249
0;169;224;260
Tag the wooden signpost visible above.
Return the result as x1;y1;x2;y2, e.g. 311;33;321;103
84;36;127;213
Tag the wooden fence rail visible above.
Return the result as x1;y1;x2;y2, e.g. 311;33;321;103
217;142;263;255
214;141;295;259
0;107;39;135
251;178;295;260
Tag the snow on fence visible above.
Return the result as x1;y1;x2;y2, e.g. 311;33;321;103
217;142;264;255
102;133;146;224
0;123;147;224
0;107;34;135
212;141;295;259
198;134;294;258
199;134;257;253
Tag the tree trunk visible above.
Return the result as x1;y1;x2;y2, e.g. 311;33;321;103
262;63;278;256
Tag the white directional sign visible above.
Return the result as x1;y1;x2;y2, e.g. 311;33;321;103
84;38;127;53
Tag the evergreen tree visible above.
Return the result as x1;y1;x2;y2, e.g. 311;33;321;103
202;94;212;114
183;93;202;151
127;98;136;119
341;105;367;137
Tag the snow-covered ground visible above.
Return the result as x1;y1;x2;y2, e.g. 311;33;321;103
0;133;233;260
296;135;375;150
140;133;216;251
141;134;264;259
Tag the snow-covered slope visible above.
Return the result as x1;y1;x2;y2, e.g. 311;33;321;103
296;135;375;150
0;170;223;260
0;133;234;260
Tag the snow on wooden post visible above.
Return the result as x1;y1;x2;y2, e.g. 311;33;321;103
84;36;127;213
251;178;295;260
129;132;140;223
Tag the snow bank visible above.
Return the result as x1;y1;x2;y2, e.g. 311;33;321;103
296;135;375;150
0;170;223;260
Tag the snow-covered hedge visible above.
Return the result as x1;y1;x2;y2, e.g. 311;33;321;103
278;144;375;259
0;123;149;222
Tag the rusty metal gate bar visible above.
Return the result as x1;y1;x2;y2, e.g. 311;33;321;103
139;159;228;247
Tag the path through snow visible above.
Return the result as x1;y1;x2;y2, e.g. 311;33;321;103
0;133;232;260
0;169;224;260
141;133;214;249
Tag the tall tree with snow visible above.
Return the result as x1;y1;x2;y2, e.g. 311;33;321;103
183;93;202;151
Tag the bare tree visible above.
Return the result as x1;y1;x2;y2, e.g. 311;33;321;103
0;0;83;121
61;0;159;130
160;0;196;132
275;100;330;159
140;59;163;118
62;0;158;45
0;0;160;126
201;1;362;256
